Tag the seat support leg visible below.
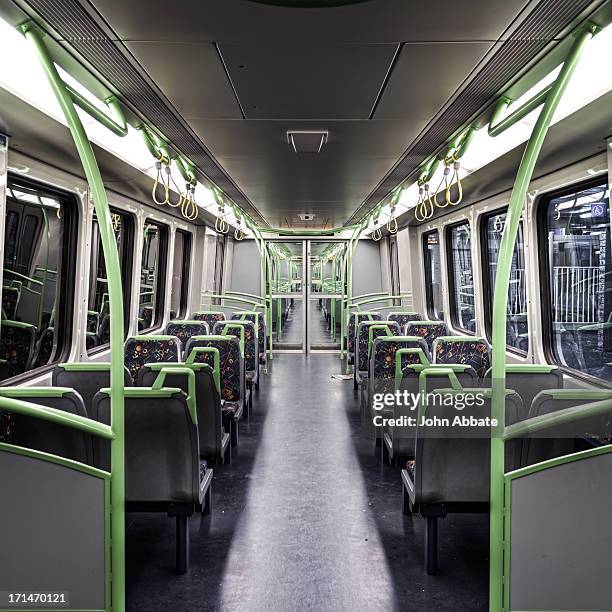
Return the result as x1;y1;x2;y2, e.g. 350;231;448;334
203;485;212;516
425;516;438;575
175;515;190;575
231;420;239;446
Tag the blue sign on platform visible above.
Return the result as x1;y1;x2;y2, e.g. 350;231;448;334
591;202;607;218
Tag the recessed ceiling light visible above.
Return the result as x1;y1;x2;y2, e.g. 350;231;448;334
287;130;328;153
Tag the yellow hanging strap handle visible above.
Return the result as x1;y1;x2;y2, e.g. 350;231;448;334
444;158;463;206
151;160;170;205
371;209;382;241
167;164;185;209
234;215;245;240
181;182;198;221
386;187;401;234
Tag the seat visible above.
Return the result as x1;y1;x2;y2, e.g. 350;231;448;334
139;362;231;465
0;320;36;377
166;320;210;356
214;319;259;406
94;386;212;574
405;321;449;352
0;387;94;464
433;336;491;379
387;312;422;334
184;335;245;445
346;312;381;366
2;285;20;319
192;311;226;330
354;320;401;388
124;335;181;384
231;311;267;364
401;386;522;574
482;364;563;424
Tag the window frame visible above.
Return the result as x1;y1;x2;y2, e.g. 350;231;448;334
1;174;78;384
140;218;169;333
479;205;528;356
173;228;192;319
537;175;612;386
445;219;475;334
87;206;135;356
422;229;442;320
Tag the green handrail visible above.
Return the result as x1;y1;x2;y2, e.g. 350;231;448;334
65;84;127;138
219;322;246;356
488;25;595;612
185;347;221;393
367;324;393;356
22;22;127;612
202;293;264;308
352;294;408;309
394;348;430;390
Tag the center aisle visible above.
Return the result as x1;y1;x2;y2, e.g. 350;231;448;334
126;355;488;612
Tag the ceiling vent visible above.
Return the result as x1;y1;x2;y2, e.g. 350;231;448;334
287;130;328;153
299;213;316;221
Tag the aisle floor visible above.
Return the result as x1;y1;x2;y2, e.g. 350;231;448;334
126;354;488;612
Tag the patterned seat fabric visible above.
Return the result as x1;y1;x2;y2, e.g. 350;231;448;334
87;311;99;334
124;336;180;384
347;312;382;365
388;312;422;334
0;322;35;377
32;327;55;368
185;336;242;403
231;312;266;361
193;311;226;329
356;321;400;373
434;337;491;379
405;321;449;350
2;287;20;319
166;321;210;350
215;321;257;372
406;459;416;479
371;337;429;380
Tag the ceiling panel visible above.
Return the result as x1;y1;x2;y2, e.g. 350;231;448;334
218;43;397;119
89;0;532;43
189;118;420;226
375;42;492;119
125;42;242;120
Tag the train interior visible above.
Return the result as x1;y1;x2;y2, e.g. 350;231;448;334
1;1;612;611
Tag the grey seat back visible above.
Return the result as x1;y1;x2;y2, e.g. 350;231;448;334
0;388;93;464
139;364;224;459
95;389;200;504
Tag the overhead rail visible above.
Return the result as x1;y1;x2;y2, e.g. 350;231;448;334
21;21;127;611
487;24;597;612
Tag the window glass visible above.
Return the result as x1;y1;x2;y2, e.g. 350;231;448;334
448;222;475;332
1;179;75;380
423;231;444;320
87;209;132;353
484;212;528;353
170;230;191;319
139;220;166;331
544;181;612;379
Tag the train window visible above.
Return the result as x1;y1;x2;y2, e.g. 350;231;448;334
139;219;168;331
482;211;528;354
87;209;134;353
541;180;612;381
446;222;475;333
1;177;76;381
422;230;444;319
170;229;191;319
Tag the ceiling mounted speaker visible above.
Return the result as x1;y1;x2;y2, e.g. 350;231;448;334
248;1;372;6
287;131;329;153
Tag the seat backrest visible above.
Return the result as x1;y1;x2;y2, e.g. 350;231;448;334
387;312;422;334
433;336;491;379
214;320;258;372
185;335;243;403
139;364;224;459
165;320;210;353
370;336;430;384
0;387;93;464
95;388;200;503
347;312;381;364
231;311;266;359
483;365;563;423
356;320;400;373
0;320;36;377
414;389;522;504
405;320;449;351
124;335;181;384
192;311;226;329
2;286;20;319
52;363;133;419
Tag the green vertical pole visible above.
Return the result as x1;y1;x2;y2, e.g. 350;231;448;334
488;26;594;612
23;24;126;612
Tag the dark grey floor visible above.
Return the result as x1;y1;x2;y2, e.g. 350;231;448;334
276;299;340;348
125;354;488;612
